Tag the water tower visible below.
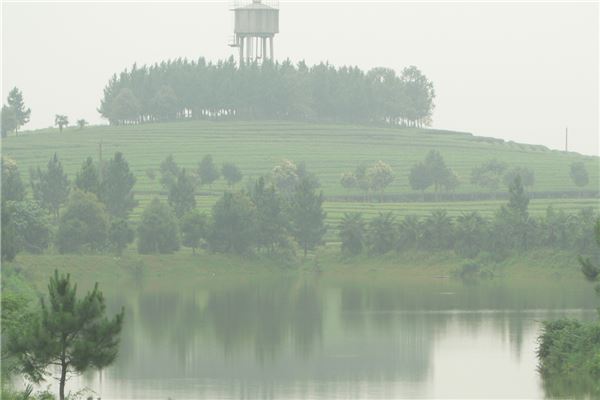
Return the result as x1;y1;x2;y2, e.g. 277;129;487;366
229;0;279;64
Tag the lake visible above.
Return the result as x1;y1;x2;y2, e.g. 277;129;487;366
32;273;598;399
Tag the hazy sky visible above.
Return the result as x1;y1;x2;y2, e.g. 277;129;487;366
2;1;598;155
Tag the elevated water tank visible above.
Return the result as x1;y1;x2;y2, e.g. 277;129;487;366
230;0;279;63
234;0;279;35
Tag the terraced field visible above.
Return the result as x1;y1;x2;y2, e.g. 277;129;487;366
3;120;599;240
4;120;598;197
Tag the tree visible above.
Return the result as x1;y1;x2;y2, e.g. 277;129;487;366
108;219;135;255
76;119;88;129
493;176;532;253
290;178;327;257
408;161;432;198
579;219;600;279
339;212;366;256
207;191;256;254
470;159;508;198
137;198;180;254
75;157;100;196
56;190;109;253
504;166;535;188
4;200;51;254
250;176;290;254
367;212;397;254
100;152;137;218
422;210;454;250
400;66;435;127
340;172;357;192
2;157;25;202
197;155;220;188
168;168;196;217
399;215;422;250
222;162;243;187
98;58;436;127
577;218;600;317
1;290;34;379
54;115;69;132
367;160;394;200
441;168;460;195
272;159;300;196
6;87;31;132
7;270;124;400
110;88;141;125
150;85;179;121
181;210;207;254
159;154;180;189
342;163;372;200
454;212;487;258
30;153;70;219
1;202;18;261
507;175;529;217
424;150;452;196
1;105;17;137
570;162;589;190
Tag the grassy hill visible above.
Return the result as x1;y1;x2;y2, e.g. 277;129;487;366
3;120;598;234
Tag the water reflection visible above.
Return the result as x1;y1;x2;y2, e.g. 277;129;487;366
66;275;597;399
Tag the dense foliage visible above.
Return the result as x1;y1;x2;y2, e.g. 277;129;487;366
338;178;599;259
5;271;124;400
536;218;600;397
1;87;30;136
98;58;435;127
2;153;598;262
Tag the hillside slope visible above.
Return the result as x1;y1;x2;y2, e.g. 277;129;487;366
3;120;598;198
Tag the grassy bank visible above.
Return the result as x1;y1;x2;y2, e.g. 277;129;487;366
2;247;586;295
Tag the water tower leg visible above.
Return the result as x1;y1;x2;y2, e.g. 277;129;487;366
239;36;244;66
270;36;274;60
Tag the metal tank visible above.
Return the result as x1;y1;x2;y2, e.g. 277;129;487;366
229;0;279;64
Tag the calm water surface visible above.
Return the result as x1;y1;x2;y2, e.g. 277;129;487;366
36;273;597;399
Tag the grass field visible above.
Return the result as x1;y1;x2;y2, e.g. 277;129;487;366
4;120;598;195
3;247;588;296
2;120;598;237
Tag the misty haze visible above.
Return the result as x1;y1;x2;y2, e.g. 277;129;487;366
1;1;599;399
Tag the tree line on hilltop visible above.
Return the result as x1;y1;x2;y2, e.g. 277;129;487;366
98;58;435;127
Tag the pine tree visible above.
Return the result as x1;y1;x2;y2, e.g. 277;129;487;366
222;162;243;187
30;153;70;219
168;168;196;217
6;87;31;133
1;105;17;137
197;155;220;188
507;175;529;218
75;157;100;196
181;210;207;253
290;177;327;257
7;270;124;400
100;152;137;218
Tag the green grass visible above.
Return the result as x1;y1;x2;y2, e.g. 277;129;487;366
3;247;587;295
3;120;599;237
4;120;598;196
